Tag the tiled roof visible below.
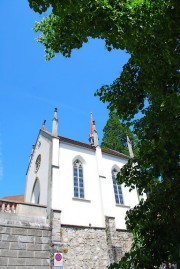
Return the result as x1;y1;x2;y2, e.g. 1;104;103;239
1;195;24;202
59;136;96;150
58;136;129;159
101;148;129;159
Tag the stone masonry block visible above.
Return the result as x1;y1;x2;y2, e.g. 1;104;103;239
52;236;61;242
0;226;11;234
34;250;49;259
0;241;10;249
42;229;50;237
25;258;42;266
0;267;17;269
41;258;50;266
0;257;8;266
0;226;6;233
18;250;34;258
52;221;61;227
41;244;50;251
34;236;49;244
0;249;18;257
26;243;43;251
27;229;43;237
16;267;33;269
18;235;34;243
0;234;9;241
0;267;16;269
2;234;19;242
11;227;28;235
34;267;49;269
8;258;26;266
10;242;26;250
52;211;61;220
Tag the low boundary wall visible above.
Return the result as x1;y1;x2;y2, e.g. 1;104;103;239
0;200;132;269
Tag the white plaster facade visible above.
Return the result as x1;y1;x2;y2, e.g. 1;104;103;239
25;110;139;230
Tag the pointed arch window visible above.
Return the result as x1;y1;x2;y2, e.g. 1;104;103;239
112;169;124;205
73;159;84;198
31;178;40;204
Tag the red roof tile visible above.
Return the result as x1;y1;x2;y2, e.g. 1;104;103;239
59;136;96;150
59;136;129;159
1;195;24;202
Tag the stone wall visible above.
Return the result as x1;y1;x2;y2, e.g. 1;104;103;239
0;200;132;269
105;216;132;265
51;212;132;269
52;223;131;269
60;226;109;269
0;200;51;269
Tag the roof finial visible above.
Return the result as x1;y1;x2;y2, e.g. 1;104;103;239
52;108;58;136
89;112;98;146
42;120;46;130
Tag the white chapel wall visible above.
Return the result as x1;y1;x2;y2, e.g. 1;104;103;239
25;132;140;229
51;142;105;228
51;140;139;230
100;153;139;229
25;131;51;205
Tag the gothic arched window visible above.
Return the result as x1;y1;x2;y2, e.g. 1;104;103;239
31;178;40;204
73;159;84;198
112;169;124;205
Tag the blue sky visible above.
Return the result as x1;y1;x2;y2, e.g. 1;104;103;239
0;0;129;197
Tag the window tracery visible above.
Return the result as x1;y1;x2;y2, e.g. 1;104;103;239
112;168;124;205
73;159;84;199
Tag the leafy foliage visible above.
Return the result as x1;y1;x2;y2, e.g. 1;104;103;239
27;0;180;267
101;111;137;156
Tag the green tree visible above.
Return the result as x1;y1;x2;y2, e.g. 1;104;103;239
101;111;137;156
27;0;180;267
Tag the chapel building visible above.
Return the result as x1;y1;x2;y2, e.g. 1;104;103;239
24;108;139;230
